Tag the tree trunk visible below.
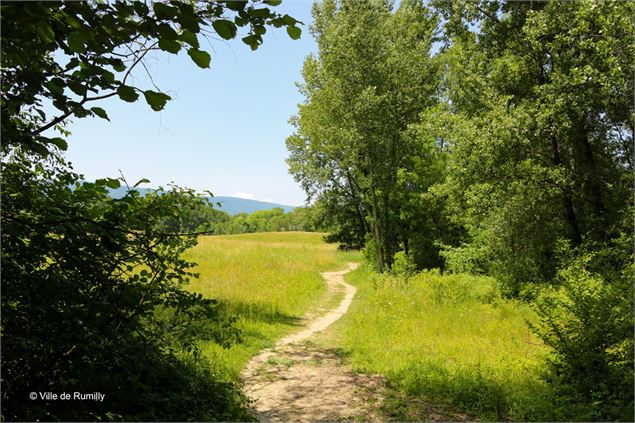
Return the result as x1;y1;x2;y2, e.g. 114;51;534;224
345;170;368;241
370;186;385;271
572;117;606;241
551;136;582;245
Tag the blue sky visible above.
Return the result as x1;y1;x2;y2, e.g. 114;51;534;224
61;2;317;206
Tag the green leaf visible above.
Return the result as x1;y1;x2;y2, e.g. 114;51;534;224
187;48;211;68
264;0;282;6
143;90;171;111
117;85;139;102
29;143;50;156
282;14;297;25
159;38;181;54
242;35;259;51
254;25;266;36
47;78;65;96
68;80;87;96
212;19;237;40
111;58;126;72
104;178;121;189
48;137;68;151
91;107;110;121
286;25;301;40
101;69;116;84
133;2;149;16
37;23;55;43
249;8;271;18
179;30;199;48
177;11;200;32
157;23;178;40
133;178;151;187
63;13;83;30
153;3;177;19
68;31;86;53
235;15;249;26
226;1;247;11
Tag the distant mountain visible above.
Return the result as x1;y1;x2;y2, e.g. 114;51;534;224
105;186;294;215
211;197;294;215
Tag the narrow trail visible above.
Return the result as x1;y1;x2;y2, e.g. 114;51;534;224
241;263;386;422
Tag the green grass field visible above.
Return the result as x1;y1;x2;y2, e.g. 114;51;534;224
319;266;554;421
184;233;552;421
184;232;360;380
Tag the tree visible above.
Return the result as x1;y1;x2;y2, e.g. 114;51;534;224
427;1;634;418
287;0;439;270
1;153;246;420
430;0;633;292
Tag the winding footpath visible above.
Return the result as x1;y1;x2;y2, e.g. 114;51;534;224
241;263;386;422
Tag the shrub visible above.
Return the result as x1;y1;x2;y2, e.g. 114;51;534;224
391;251;417;278
531;251;634;421
1;152;247;421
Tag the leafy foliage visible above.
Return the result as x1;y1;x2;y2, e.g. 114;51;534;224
1;1;304;420
1;0;302;155
1;153;246;420
531;239;634;422
430;0;633;293
287;0;634;420
287;0;439;270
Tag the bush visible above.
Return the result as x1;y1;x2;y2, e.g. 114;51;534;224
391;251;417;278
1;152;247;421
531;251;634;421
362;234;381;272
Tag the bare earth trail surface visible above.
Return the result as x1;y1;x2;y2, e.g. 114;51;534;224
241;263;387;422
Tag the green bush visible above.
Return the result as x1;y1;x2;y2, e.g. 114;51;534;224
1;152;248;421
531;250;634;421
391;251;417;278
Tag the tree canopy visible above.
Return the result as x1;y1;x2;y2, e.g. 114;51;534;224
287;0;440;270
288;1;633;419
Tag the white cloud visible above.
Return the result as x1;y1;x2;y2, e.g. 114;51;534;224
231;192;255;200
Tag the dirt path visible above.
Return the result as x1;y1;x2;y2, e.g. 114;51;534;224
241;263;386;422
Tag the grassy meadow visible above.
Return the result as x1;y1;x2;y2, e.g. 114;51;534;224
319;266;554;421
184;232;360;380
184;232;554;421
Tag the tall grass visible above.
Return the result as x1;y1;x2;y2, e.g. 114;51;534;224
184;232;360;380
323;266;554;421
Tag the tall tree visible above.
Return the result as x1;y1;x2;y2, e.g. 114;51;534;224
287;0;439;270
426;2;634;418
430;0;634;292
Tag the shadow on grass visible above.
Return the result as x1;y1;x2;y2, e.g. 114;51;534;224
221;300;304;326
384;362;554;422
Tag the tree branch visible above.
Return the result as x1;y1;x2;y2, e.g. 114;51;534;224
32;42;159;136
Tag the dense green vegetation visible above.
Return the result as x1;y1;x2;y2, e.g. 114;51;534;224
2;154;251;421
176;204;323;235
288;0;633;421
2;0;633;421
1;1;304;421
